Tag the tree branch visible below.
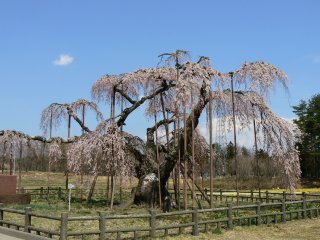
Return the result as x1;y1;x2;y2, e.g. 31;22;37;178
146;118;175;147
116;81;175;127
66;106;92;133
115;87;137;105
0;130;73;143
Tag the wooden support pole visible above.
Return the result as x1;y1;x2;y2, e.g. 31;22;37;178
192;207;199;236
227;204;233;230
24;207;32;233
230;73;239;206
66;114;71;190
60;213;68;240
209;90;214;208
149;210;156;238
183;106;187;210
281;199;286;223
302;192;307;219
0;203;3;227
98;211;106;240
256;201;261;225
253;114;261;200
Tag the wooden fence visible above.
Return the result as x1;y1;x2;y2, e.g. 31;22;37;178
169;188;320;204
19;186;320;203
1;192;320;239
18;187;106;200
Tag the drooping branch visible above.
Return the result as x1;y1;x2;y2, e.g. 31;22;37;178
0;130;72;144
71;99;104;121
67;122;134;185
40;103;68;135
233;61;288;99
209;89;301;190
41;99;102;136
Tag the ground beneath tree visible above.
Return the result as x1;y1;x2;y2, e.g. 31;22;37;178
300;178;320;188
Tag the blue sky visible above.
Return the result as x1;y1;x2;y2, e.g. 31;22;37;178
0;0;319;141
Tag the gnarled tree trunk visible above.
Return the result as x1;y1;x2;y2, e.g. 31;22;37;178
131;83;209;208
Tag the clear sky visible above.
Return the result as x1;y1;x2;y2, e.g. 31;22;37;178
0;0;319;141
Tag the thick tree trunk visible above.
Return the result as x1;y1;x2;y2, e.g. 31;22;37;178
132;83;209;208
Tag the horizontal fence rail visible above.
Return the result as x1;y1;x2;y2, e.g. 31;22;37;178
1;191;320;239
167;188;320;204
18;186;320;203
17;187;113;200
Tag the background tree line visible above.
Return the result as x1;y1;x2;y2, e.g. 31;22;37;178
0;137;287;187
293;94;320;179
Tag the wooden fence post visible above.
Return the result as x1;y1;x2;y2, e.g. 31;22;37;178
256;201;261;226
281;199;286;223
283;191;286;202
24;207;32;233
98;211;106;240
227;204;233;230
302;192;307;219
149;210;156;238
60;213;68;240
251;190;254;202
266;191;269;203
192;207;199;236
58;187;62;199
40;187;43;199
220;189;223;202
0;203;3;227
302;192;307;200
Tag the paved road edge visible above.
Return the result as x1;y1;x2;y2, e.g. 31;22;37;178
0;226;50;240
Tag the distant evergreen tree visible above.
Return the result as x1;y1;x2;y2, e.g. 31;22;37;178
293;94;320;178
225;141;235;175
213;143;226;176
241;146;251;157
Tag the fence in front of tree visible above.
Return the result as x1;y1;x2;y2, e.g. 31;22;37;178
18;187;320;204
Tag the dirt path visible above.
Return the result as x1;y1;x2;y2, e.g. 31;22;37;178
0;233;24;240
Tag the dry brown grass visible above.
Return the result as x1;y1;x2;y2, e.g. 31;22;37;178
18;171;138;189
161;219;320;240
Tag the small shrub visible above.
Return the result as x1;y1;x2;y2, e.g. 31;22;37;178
212;227;223;235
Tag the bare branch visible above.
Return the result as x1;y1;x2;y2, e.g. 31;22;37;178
66;106;92;133
117;81;175;127
115;86;137;105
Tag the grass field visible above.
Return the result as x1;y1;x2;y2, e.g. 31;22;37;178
17;171;138;189
161;219;320;240
16;171;320;194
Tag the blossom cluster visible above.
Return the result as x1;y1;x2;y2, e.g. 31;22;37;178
67;122;133;177
48;138;62;169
